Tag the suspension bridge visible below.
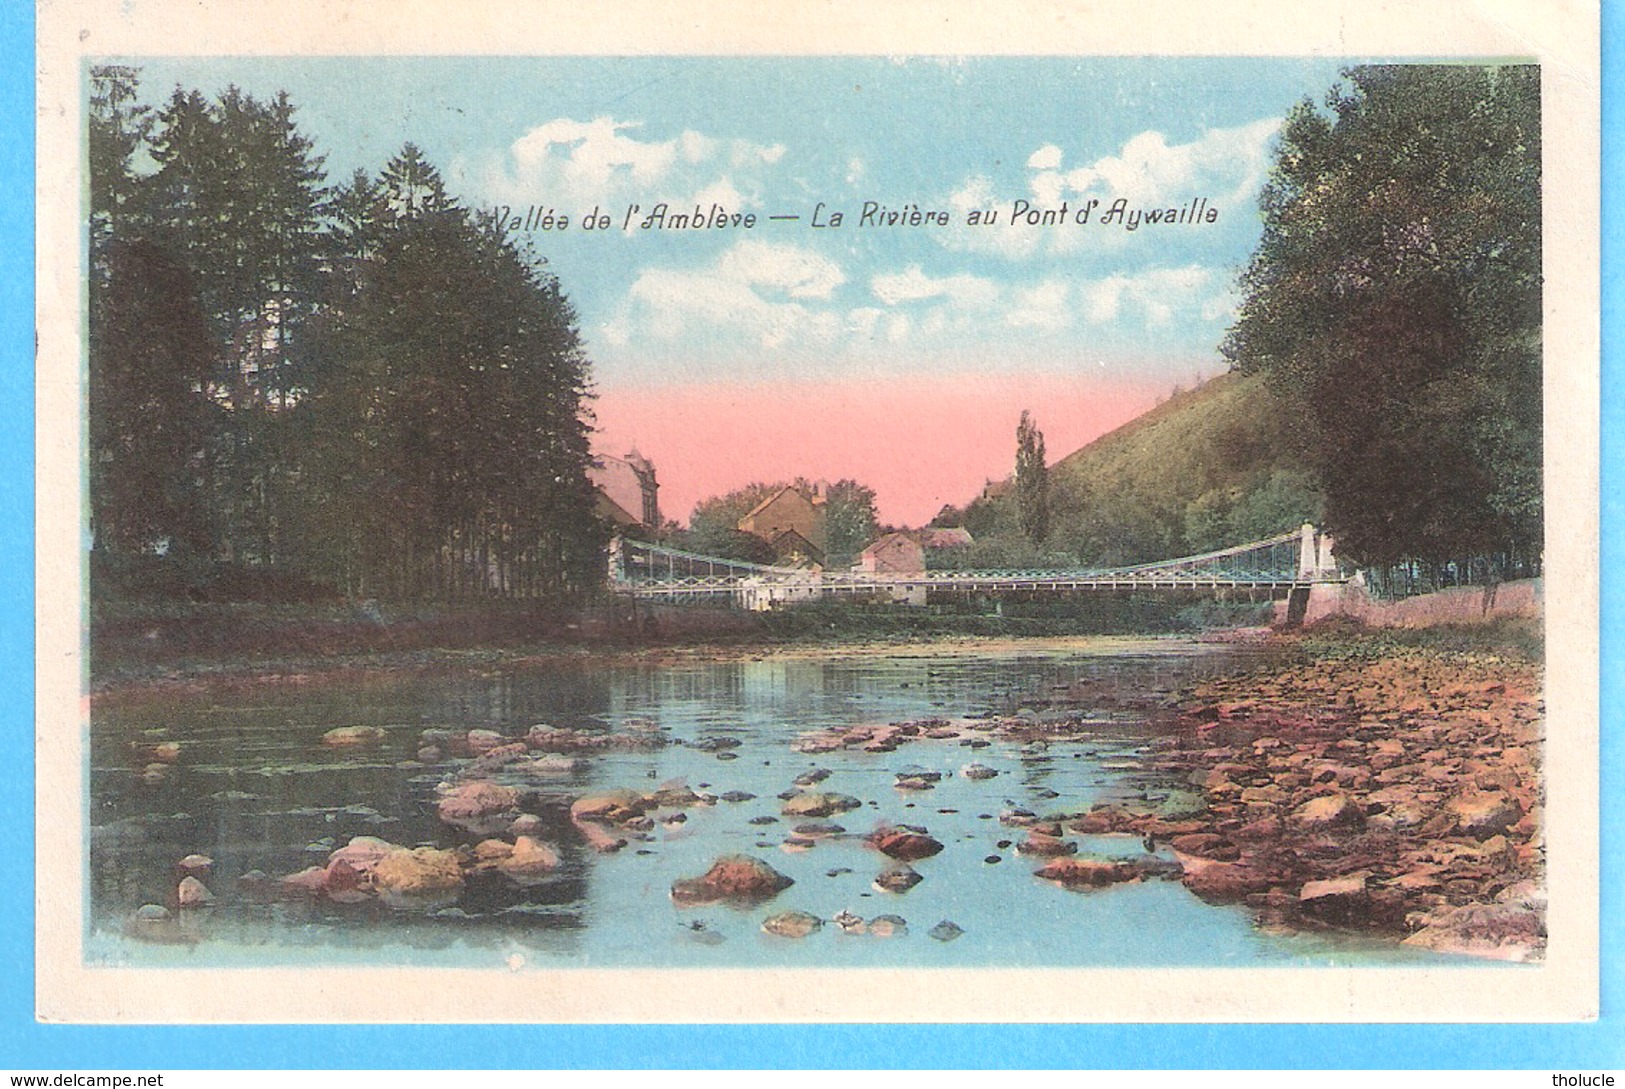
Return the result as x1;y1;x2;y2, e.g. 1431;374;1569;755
609;524;1348;611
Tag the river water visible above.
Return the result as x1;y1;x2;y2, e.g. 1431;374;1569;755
87;637;1459;969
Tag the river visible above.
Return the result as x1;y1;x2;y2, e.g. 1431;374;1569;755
87;636;1468;969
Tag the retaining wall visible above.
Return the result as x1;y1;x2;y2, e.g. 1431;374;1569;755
1275;577;1542;628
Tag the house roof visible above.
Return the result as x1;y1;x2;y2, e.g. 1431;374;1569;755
741;486;790;522
593;488;641;528
741;484;821;523
769;528;825;562
921;527;974;548
860;531;922;558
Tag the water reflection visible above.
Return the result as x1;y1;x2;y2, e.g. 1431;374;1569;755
88;640;1450;969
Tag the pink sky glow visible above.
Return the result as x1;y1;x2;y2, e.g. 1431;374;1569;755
592;372;1166;528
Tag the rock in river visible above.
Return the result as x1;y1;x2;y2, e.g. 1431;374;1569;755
1402;895;1545;962
866;914;908;938
1179;859;1282;904
278;866;331;899
328;835;399;875
175;853;213;876
782;792;863;819
1168;833;1241;861
1444;791;1525;839
495;836;561;885
873;864;923;893
175;875;214;908
125;903;195;945
671;855;795;906
437;781;522;835
465;728;507;755
1291;792;1367;832
321;726;386;748
508;813;546;838
1016;832;1077;858
1297;875;1372;925
762;910;823;939
570;789;650;824
868;829;944;861
1034;858;1139;889
370;847;465;909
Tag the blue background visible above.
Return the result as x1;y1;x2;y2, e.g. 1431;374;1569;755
0;1;1616;1069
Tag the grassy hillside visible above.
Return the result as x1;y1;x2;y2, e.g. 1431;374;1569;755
956;371;1323;567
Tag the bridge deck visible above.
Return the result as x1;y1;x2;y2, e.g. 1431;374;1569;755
621;574;1340;598
610;528;1345;603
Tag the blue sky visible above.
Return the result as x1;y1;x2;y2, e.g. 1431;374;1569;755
109;56;1353;392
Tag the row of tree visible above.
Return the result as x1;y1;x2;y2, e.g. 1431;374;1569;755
1222;64;1542;570
89;68;605;602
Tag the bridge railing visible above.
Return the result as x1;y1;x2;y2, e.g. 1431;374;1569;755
610;526;1347;601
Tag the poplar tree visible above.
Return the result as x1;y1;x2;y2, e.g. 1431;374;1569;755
1015;410;1050;545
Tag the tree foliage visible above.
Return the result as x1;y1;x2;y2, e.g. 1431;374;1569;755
683;482;788;561
88;239;215;555
679;477;880;565
1015;410;1050;544
822;479;879;561
87;69;604;602
1222;65;1541;567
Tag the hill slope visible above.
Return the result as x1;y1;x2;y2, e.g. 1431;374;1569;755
961;371;1323;567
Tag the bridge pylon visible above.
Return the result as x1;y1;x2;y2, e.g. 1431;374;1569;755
1298;523;1339;581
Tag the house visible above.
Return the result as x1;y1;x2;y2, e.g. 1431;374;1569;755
590;450;661;533
919;526;974;550
768;528;825;569
737;572;823;611
737;484;826;554
857;532;925;575
980;478;1013;502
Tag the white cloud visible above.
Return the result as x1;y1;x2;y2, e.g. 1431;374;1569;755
717;240;845;300
1006;281;1072;331
1030;170;1066;208
677;129;715;164
1062;117;1281;207
870;266;998;308
510;117;674;193
940;117;1282;261
460;115;786;215
943;175;1040;260
602;238;1235;380
1027;144;1064;171
690;177;747;215
1080;265;1229;327
611;241;847;353
1082;278;1125;324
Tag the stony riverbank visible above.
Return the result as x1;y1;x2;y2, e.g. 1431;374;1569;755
101;617;1547;965
1074;624;1545;960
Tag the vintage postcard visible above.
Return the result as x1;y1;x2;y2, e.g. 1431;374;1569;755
35;1;1600;1024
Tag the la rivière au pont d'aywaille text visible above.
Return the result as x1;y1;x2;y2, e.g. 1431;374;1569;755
491;196;1222;234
